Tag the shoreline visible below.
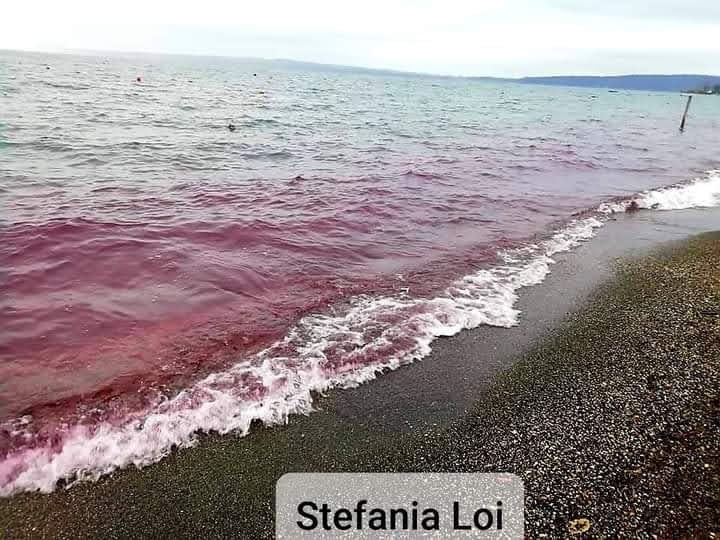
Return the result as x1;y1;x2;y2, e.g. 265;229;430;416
1;207;719;537
401;229;720;536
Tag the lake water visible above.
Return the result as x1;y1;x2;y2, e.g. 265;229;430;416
1;49;719;494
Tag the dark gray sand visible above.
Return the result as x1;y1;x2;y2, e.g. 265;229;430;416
399;229;720;537
1;209;718;538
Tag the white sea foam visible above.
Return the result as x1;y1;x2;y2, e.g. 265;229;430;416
599;170;720;213
2;171;720;496
0;217;603;496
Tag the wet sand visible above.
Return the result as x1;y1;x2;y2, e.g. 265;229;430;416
401;227;720;537
1;208;719;538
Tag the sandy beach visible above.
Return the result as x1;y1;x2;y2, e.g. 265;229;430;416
1;208;718;538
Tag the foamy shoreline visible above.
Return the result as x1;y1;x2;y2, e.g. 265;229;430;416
1;172;720;497
1;204;719;537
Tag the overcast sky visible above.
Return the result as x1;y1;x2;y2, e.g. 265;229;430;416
2;0;718;77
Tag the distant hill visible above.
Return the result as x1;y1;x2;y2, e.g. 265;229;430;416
22;49;720;92
514;74;720;93
274;62;720;92
271;60;720;92
270;58;437;79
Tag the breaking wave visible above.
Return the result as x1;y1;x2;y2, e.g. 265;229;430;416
599;170;720;213
2;171;720;497
0;218;602;495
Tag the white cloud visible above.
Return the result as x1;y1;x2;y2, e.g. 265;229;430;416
1;0;718;76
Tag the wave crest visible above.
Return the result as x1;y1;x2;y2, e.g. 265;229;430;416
2;170;720;497
0;218;602;496
599;170;720;213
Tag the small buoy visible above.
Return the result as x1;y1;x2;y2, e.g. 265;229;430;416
253;73;257;77
227;123;236;132
136;76;142;83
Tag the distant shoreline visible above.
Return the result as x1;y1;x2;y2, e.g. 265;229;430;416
687;89;720;95
3;48;719;92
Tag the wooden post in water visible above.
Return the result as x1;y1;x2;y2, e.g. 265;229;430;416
680;95;693;132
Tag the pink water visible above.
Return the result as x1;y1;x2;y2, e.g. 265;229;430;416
1;50;719;492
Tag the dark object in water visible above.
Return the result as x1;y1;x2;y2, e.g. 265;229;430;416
626;201;640;212
136;76;142;83
46;66;51;70
253;73;257;77
680;95;692;132
227;123;236;132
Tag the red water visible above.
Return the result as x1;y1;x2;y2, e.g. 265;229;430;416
0;180;549;425
1;50;719;476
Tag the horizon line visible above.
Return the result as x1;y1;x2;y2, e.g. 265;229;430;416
2;46;720;80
